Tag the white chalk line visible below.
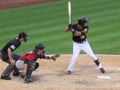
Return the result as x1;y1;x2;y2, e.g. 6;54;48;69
60;54;120;56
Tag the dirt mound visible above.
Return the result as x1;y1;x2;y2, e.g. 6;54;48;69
0;54;120;90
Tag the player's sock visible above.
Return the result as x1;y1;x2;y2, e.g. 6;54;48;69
94;60;105;73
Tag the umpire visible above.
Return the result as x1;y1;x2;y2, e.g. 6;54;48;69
0;32;28;80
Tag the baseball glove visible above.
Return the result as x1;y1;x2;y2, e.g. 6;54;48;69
51;54;60;61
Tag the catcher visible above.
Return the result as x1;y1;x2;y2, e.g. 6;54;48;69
15;43;60;83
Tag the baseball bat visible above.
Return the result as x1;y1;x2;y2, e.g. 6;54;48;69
68;1;71;24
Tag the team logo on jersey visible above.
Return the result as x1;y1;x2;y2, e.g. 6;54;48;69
10;45;15;50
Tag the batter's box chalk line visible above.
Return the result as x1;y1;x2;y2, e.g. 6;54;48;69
106;67;120;71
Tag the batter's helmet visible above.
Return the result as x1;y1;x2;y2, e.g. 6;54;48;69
78;16;89;25
35;44;45;50
18;32;28;42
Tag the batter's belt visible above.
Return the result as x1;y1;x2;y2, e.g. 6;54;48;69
75;39;86;44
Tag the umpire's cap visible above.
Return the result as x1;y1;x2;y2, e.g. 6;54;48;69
35;44;45;50
18;32;28;42
78;16;89;25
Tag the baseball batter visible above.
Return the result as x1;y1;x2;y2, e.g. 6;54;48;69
64;16;105;74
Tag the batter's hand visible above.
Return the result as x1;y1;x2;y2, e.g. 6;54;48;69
74;31;82;36
68;24;76;32
80;31;86;39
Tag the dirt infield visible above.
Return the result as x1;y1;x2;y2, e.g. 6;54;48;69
0;0;60;10
0;54;120;90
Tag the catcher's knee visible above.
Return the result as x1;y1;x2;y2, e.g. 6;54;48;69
27;61;39;71
34;62;39;70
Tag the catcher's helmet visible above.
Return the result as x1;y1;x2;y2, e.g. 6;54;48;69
35;44;45;50
18;32;28;42
78;16;89;25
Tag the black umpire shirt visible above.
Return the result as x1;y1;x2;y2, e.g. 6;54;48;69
1;38;21;61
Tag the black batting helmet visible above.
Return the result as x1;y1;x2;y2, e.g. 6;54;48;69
35;44;45;50
18;32;28;42
78;16;89;25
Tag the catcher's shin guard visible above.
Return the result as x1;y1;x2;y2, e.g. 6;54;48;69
24;61;35;83
34;62;39;71
24;70;33;83
13;66;20;76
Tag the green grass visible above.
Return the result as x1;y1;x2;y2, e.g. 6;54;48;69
0;0;120;54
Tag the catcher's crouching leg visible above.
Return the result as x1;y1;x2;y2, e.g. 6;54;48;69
24;61;39;83
34;62;39;71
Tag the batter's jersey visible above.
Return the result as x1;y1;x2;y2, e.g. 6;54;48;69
71;24;89;43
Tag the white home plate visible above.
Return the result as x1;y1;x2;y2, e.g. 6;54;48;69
96;75;111;79
116;68;120;71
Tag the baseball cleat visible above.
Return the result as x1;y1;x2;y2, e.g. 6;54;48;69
24;77;33;83
13;72;20;76
1;75;11;80
24;79;30;83
66;71;72;74
99;68;105;74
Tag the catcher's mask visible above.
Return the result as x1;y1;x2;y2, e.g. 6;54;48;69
18;32;28;42
78;16;89;25
35;44;45;50
35;44;45;54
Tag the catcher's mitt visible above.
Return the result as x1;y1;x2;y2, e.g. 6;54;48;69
51;54;60;61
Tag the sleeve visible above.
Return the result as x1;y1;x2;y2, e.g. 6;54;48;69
9;40;19;51
68;24;76;33
9;44;16;51
84;26;89;33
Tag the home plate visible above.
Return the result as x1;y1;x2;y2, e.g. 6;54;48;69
96;75;111;79
116;67;120;71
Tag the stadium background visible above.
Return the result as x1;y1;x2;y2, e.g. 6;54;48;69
0;0;120;90
0;0;120;55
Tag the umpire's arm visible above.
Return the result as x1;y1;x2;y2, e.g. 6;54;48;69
7;48;15;65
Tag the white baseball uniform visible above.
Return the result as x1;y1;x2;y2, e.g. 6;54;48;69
66;23;104;73
67;40;103;71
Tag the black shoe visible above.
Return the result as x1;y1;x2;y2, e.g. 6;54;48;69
13;72;20;76
24;77;33;83
66;71;72;74
24;79;30;83
99;68;105;74
24;79;33;83
1;75;11;80
28;78;33;82
20;74;25;78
